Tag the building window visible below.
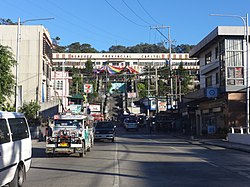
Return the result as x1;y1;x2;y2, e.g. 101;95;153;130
112;62;119;66
216;73;219;84
215;47;218;59
205;76;212;87
225;39;244;86
205;52;212;64
125;62;130;66
56;80;63;90
133;61;138;65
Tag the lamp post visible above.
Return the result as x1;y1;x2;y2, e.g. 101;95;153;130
15;17;54;112
210;13;249;133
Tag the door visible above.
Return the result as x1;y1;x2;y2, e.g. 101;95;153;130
0;119;12;186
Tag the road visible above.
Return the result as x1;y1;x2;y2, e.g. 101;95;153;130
24;126;250;187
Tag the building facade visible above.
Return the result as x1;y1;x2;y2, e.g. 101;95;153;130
184;26;250;137
0;25;57;116
52;52;199;75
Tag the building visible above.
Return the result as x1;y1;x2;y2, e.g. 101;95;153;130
0;25;58;117
182;26;250;137
52;52;199;76
52;52;199;111
51;71;72;112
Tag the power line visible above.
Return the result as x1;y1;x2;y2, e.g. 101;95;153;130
136;0;162;25
121;0;152;26
104;0;148;28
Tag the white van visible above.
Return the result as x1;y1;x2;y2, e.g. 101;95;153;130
0;111;32;187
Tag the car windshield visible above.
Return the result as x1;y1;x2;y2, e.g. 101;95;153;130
95;122;113;128
54;119;82;129
126;119;137;123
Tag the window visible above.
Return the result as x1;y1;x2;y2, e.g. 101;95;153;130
125;62;130;66
205;76;212;87
0;119;10;144
205;52;212;64
8;118;29;141
215;47;218;59
56;80;63;90
216;73;219;84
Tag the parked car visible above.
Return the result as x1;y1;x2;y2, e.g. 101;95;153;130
0;111;32;187
94;121;116;142
124;118;139;131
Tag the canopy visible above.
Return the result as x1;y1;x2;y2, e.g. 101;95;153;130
94;65;139;75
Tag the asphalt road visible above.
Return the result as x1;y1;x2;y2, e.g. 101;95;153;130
23;126;250;187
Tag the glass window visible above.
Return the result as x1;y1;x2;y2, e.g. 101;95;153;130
205;76;212;87
56;80;63;90
0;119;10;144
205;52;212;64
8;118;29;141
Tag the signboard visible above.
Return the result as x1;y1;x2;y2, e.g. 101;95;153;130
158;100;167;111
89;104;101;112
84;84;93;93
206;88;218;98
128;92;137;98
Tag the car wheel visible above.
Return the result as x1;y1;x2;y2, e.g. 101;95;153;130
9;165;25;187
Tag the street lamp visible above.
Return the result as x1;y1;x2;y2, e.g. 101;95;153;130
15;17;54;112
210;13;249;133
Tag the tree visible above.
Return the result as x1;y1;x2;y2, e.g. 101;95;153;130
18;101;41;126
0;45;16;110
0;18;16;25
52;36;66;53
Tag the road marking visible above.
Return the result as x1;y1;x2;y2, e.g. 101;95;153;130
113;141;119;187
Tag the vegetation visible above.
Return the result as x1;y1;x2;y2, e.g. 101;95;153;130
18;101;41;126
52;39;194;54
0;45;16;111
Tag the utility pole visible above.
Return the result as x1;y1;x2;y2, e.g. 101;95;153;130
151;25;173;109
155;66;159;113
147;65;150;117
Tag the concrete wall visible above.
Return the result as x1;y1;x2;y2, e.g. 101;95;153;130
228;133;250;145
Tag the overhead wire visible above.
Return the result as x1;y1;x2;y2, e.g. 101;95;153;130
136;0;162;25
121;0;152;26
24;0;136;48
104;0;148;28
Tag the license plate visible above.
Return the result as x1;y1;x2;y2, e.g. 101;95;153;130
59;142;68;147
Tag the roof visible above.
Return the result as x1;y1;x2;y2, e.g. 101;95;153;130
190;26;247;57
0;111;25;118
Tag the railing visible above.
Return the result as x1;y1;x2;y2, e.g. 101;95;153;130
230;127;250;134
228;127;250;145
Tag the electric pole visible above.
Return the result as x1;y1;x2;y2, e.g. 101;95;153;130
151;25;173;109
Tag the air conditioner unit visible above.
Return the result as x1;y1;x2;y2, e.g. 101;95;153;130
206;87;218;98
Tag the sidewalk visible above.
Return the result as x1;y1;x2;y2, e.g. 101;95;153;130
172;133;250;153
198;139;250;153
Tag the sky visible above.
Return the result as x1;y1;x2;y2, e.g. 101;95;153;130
1;0;249;51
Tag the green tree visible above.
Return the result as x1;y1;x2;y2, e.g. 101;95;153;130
18;101;41;126
0;18;16;25
0;45;16;110
52;36;66;53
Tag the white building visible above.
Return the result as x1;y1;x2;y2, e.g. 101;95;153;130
52;52;199;76
0;25;57;117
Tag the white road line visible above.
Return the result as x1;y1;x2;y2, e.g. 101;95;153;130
113;141;119;187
